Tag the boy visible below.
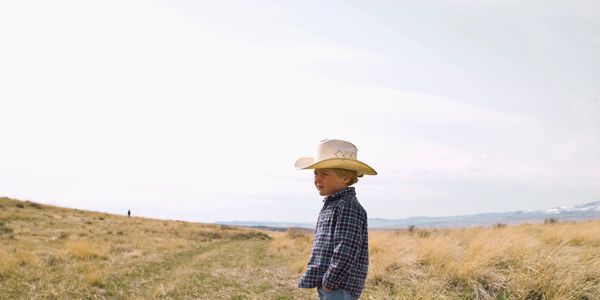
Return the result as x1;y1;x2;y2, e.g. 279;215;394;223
295;139;377;300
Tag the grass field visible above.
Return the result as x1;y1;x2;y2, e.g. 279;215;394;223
272;222;600;299
2;196;600;299
0;197;311;299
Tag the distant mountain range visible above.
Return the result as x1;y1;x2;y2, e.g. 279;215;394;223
216;201;600;229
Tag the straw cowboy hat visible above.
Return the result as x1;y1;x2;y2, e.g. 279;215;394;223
295;139;377;176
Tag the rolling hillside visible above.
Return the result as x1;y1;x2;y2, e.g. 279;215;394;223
2;197;600;299
0;197;311;299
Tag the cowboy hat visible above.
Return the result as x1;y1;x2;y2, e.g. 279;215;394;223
295;139;377;176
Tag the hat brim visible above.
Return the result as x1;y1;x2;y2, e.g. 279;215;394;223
295;157;377;176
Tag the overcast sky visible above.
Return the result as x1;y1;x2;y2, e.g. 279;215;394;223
1;0;599;224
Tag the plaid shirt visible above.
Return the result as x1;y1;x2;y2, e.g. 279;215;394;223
298;187;369;298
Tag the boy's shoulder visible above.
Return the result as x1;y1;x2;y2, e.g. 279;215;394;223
331;192;366;216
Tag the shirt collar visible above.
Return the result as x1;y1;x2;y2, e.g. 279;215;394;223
323;186;355;203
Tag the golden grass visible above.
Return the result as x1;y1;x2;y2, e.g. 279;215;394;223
269;228;313;274
66;240;109;260
272;221;600;299
3;195;600;299
0;248;15;277
0;197;310;299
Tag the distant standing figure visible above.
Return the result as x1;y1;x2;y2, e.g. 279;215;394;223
295;139;377;300
128;209;131;218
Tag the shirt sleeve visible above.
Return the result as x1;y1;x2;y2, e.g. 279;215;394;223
322;201;364;289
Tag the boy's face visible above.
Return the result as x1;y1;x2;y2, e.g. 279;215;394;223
314;168;349;196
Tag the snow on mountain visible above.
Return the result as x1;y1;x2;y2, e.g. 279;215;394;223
539;201;600;214
574;201;600;211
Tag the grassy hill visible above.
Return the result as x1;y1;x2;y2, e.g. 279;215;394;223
2;197;600;299
0;197;311;299
272;221;600;299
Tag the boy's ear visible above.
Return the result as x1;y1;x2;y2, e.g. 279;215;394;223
343;175;352;185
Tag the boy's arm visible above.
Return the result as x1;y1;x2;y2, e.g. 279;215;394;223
322;202;364;290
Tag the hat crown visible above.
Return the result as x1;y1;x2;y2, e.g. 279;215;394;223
316;139;358;161
294;139;377;175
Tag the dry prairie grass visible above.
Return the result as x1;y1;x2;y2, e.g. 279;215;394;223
271;221;600;299
66;240;109;260
0;197;309;299
4;195;600;300
269;228;313;274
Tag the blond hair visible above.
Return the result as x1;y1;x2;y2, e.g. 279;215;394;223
332;168;361;186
